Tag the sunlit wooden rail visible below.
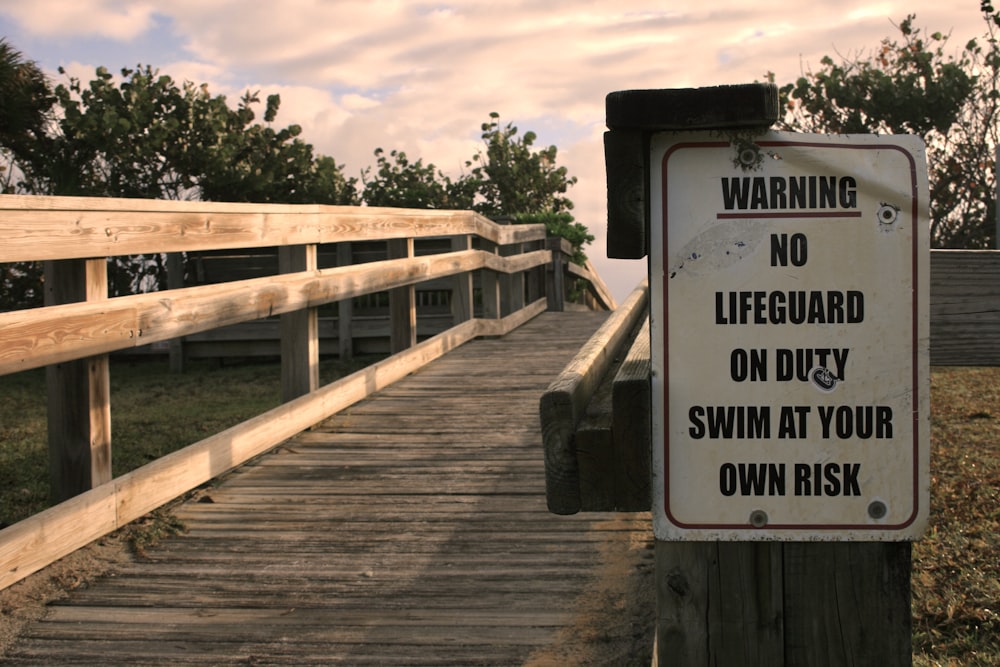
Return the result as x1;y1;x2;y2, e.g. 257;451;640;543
0;195;613;593
2;310;656;665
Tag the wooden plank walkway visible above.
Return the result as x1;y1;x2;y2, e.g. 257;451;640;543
3;312;655;666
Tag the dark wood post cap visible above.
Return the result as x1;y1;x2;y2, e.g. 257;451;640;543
606;83;779;131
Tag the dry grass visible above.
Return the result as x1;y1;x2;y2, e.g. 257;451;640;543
0;362;997;663
913;367;1000;666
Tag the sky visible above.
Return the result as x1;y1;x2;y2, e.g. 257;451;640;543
0;1;990;302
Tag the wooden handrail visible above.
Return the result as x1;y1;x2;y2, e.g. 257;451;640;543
0;248;552;375
0;194;603;592
540;279;649;514
0;196;545;262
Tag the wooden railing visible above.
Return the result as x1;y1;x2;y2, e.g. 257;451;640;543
0;194;610;591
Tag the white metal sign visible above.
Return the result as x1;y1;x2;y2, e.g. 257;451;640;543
650;131;930;540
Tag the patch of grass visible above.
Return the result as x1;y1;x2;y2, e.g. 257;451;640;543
0;355;381;527
914;367;1000;666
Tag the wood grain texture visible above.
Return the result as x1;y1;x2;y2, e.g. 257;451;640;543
0;249;550;375
605;128;648;259
612;316;651;511
0;197;544;262
0;305;553;591
930;249;1000;366
2;312;654;666
605;84;779;131
540;279;649;514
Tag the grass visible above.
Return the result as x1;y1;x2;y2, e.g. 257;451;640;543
0;362;997;663
914;367;1000;666
0;355;379;528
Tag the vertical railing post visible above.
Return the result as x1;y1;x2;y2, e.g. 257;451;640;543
546;236;565;312
43;258;111;502
526;237;544;304
389;237;416;353
481;238;501;321
450;235;473;324
337;242;354;360
279;244;319;401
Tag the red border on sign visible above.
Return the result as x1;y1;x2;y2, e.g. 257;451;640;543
661;139;922;532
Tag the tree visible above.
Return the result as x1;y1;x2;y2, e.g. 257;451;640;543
467;112;577;218
0;40;51;309
0;39;52;191
360;114;591;262
361;148;474;209
5;64;358;298
773;8;1000;248
196;91;358;205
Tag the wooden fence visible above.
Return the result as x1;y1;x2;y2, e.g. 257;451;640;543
0;194;612;591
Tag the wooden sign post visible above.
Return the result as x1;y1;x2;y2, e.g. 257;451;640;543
605;85;930;665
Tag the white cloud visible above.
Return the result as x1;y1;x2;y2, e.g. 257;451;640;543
2;0;991;299
3;0;157;39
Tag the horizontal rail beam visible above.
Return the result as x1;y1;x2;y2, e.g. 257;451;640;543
0;249;551;375
0;196;545;262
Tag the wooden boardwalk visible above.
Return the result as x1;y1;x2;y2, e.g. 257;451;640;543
4;312;654;666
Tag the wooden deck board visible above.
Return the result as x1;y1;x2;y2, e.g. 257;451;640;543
4;311;655;665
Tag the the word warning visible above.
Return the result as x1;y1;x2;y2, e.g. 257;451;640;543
649;131;930;541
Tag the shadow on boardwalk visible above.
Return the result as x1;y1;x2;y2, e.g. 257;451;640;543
1;312;655;666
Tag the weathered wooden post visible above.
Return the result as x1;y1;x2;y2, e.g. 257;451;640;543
43;258;112;501
279;244;319;401
605;85;931;665
388;237;417;353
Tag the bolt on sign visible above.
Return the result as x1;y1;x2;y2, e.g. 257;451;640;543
650;131;930;541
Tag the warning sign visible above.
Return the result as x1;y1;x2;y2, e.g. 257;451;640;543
649;131;930;540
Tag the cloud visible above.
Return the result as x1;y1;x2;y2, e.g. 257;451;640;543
2;0;158;40
1;0;991;300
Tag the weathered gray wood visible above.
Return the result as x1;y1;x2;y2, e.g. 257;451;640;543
605;128;647;259
546;236;567;312
575;375;615;511
481;240;501;320
930;249;1000;365
388;238;416;353
606;84;779;131
3;312;656;665
0;307;554;592
449;235;473;324
782;542;911;667
43;258;111;502
656;541;784;666
612;316;651;511
279;244;319;401
540;279;649;514
0;196;546;262
336;242;354;359
0;249;550;375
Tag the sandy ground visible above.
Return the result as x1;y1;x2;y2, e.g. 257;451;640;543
0;515;656;665
0;531;134;656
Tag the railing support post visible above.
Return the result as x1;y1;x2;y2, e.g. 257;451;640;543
43;258;112;502
481;239;501;321
279;244;319;401
450;235;473;324
337;243;354;360
389;238;416;352
546;237;565;312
